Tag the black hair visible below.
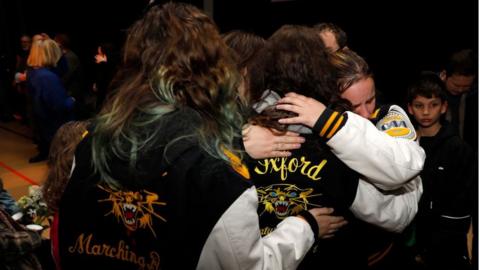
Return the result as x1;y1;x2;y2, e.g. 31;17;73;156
444;49;477;77
407;71;447;103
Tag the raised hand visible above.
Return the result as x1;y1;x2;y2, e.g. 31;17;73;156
276;92;327;128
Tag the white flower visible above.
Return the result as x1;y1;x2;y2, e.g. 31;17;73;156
27;208;37;217
16;185;52;225
29;185;42;202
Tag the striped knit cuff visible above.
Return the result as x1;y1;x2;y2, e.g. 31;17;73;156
312;108;347;140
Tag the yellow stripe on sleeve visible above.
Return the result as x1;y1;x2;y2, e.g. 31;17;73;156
319;111;338;137
326;115;344;139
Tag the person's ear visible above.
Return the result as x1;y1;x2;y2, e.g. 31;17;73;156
407;103;413;115
441;101;448;114
439;70;447;82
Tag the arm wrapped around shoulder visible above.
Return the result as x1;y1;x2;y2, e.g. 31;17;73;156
196;186;315;270
327;105;425;190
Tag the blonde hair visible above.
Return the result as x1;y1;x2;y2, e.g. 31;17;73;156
27;38;62;68
329;48;371;93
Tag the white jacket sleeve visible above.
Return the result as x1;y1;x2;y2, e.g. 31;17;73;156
327;106;425;190
197;186;314;270
350;176;423;233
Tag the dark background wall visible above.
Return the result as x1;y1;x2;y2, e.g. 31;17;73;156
215;0;478;103
0;0;477;103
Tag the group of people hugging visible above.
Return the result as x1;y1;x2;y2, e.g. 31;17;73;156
8;2;474;270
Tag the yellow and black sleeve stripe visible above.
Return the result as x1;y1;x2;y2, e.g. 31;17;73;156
312;108;347;140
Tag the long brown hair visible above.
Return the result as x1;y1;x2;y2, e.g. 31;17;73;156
250;25;348;131
92;3;244;187
42;121;89;212
222;30;266;71
223;30;266;106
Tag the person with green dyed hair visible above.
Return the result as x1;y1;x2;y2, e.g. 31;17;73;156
56;2;344;269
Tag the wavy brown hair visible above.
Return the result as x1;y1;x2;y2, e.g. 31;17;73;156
250;25;349;131
223;30;266;107
42;121;89;212
92;3;244;187
222;30;266;71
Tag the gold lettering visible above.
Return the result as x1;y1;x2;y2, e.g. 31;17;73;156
109;247;116;257
254;159;270;174
307;159;327;180
147;252;161;270
254;156;327;181
102;244;113;257
115;241;125;260
278;158;288;180
288;158;299;173
269;158;283;174
67;233;158;269
68;233;89;254
300;157;311;175
85;233;93;255
92;244;101;255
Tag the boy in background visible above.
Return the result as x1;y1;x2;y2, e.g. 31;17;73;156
407;72;476;270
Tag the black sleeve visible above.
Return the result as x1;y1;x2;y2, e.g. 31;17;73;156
439;140;476;234
312;108;347;141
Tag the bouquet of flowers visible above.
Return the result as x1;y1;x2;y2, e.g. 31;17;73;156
17;185;51;225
